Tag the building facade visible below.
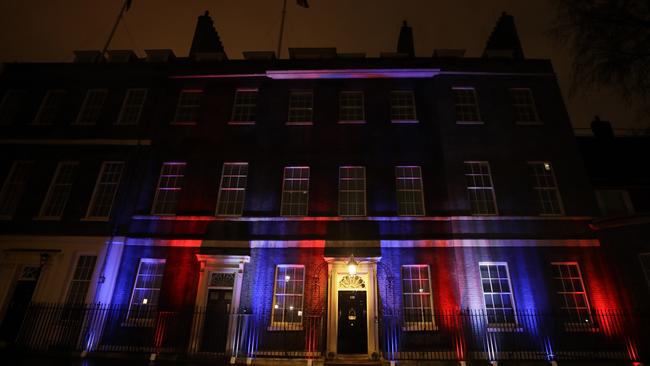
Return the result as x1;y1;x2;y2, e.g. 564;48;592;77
0;11;648;365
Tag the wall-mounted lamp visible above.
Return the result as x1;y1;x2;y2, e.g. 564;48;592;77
347;254;358;276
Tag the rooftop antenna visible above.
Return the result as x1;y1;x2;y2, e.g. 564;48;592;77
277;0;309;59
101;0;132;61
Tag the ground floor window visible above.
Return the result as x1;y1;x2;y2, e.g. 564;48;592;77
479;262;516;326
551;262;593;327
401;264;435;330
271;265;305;329
127;258;165;325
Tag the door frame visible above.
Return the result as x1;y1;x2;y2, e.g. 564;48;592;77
189;254;250;355
325;256;380;358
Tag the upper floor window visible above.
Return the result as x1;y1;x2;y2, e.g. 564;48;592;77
116;88;147;125
287;91;313;125
38;161;79;219
464;161;498;215
127;258;165;324
390;91;417;123
395;166;425;216
338;91;365;123
339;166;366;216
75;89;107;125
280;166;309;216
33;90;66;125
230;89;258;124
216;162;249;216
0;161;33;219
595;189;634;216
479;262;516;326
551;262;593;327
0;90;26;125
528;162;564;215
452;87;481;124
402;265;435;330
173;90;202;124
151;162;186;215
271;265;305;328
510;88;540;124
64;255;98;304
86;161;125;220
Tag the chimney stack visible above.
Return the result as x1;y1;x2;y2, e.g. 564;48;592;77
189;11;227;60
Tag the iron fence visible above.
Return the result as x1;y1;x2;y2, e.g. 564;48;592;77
5;303;649;362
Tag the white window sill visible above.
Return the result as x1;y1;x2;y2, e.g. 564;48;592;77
456;120;484;125
267;325;303;332
563;323;599;332
401;324;438;332
286;121;313;126
228;121;256;125
121;319;156;328
487;325;523;333
391;120;419;124
338;120;366;124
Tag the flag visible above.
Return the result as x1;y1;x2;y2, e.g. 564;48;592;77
125;0;132;11
297;0;309;8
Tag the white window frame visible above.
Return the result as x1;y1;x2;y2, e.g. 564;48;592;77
338;91;365;124
151;162;186;215
280;166;310;216
338;166;367;216
37;161;79;220
126;258;166;326
550;262;594;330
0;160;33;220
390;90;418;123
85;161;125;220
395;166;425;216
401;264;436;331
452;87;482;124
63;254;98;305
528;161;564;216
0;89;26;125
270;264;305;330
229;89;258;125
216;162;249;216
116;88;148;125
33;89;66;125
286;90;314;125
510;88;541;125
172;89;202;125
74;89;107;125
464;161;498;215
595;189;635;217
479;262;518;328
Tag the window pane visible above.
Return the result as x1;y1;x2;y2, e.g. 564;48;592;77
551;263;593;325
151;162;186;215
339;166;366;216
390;91;417;122
39;162;79;218
65;255;97;304
0;161;33;219
33;90;66;125
280;167;309;216
86;162;125;219
464;161;497;215
128;259;165;322
452;88;481;123
401;265;434;326
271;265;305;326
173;90;202;123
116;88;147;125
528;162;563;215
338;91;364;122
75;90;107;125
231;90;258;123
479;263;516;325
216;163;249;216
287;91;313;124
510;88;539;123
395;166;425;215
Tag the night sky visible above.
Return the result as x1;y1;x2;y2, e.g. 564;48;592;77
0;0;642;130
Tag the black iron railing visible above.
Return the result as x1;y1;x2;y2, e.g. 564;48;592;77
4;303;648;362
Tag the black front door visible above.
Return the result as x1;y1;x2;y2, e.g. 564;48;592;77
0;267;40;342
337;290;367;354
201;289;232;352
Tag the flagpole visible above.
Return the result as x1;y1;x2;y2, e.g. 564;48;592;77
276;0;288;59
101;0;129;61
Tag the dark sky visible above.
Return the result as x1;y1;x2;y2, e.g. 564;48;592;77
0;0;643;130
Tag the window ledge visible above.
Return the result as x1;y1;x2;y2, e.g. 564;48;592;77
487;326;523;333
286;121;313;126
456;120;484;125
515;121;543;126
228;121;256;125
401;324;438;332
267;325;303;332
563;323;599;332
391;120;419;124
121;319;156;328
338;120;366;124
170;121;197;126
